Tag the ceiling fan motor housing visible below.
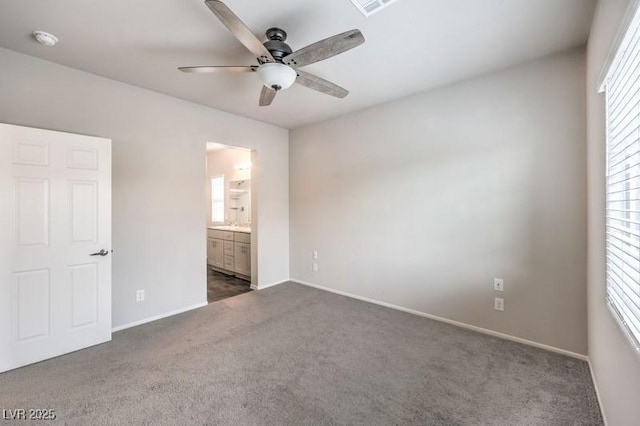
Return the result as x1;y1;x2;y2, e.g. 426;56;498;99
263;27;293;63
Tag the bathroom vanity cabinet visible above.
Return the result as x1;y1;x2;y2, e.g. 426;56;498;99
207;227;251;281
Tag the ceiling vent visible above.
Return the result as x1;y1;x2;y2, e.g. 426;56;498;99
349;0;399;17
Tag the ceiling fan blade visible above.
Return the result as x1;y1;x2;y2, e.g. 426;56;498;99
259;86;277;106
283;29;364;68
295;71;349;98
178;66;257;73
205;0;275;63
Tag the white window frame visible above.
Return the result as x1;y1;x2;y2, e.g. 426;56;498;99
211;175;224;224
602;3;640;356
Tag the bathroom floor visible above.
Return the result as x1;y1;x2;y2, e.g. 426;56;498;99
207;268;252;303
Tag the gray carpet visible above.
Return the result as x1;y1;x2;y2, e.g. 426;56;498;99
0;283;602;425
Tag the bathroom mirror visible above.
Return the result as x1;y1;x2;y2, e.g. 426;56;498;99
229;179;251;224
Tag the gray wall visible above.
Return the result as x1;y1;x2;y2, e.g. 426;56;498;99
0;48;290;328
587;0;640;424
290;49;588;355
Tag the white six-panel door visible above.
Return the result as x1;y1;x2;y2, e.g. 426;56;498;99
0;123;112;373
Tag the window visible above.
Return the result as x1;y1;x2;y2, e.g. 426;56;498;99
211;176;224;223
603;6;640;353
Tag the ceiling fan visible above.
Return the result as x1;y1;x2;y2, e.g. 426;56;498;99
178;0;365;106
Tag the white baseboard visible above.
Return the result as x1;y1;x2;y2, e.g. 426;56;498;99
112;301;208;332
252;279;289;291
587;358;608;426
291;278;588;361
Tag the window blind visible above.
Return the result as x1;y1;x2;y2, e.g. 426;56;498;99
605;5;640;354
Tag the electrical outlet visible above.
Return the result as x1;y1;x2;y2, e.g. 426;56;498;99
494;297;504;311
494;278;504;291
312;250;318;260
312;263;318;272
136;289;145;302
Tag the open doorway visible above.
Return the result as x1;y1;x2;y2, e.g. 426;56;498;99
205;142;253;303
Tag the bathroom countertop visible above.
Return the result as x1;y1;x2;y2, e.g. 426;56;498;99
208;225;251;234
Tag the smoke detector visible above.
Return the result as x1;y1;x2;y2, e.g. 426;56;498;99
349;0;400;17
32;31;58;47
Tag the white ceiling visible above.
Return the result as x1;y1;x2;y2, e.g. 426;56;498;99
0;0;596;129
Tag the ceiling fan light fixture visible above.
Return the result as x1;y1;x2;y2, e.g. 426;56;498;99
256;63;297;91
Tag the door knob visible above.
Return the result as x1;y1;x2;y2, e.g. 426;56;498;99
89;249;109;257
